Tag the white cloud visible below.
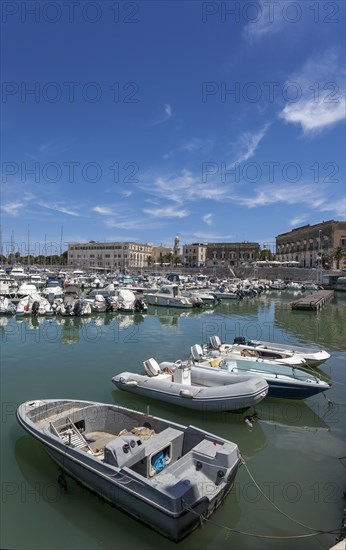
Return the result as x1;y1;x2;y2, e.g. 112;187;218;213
182;138;213;154
121;191;133;198
289;214;310;227
279;52;346;134
143;205;190;218
233;182;343;218
1;201;25;216
148;103;174;126
140;170;233;204
105;219;146;230
318;199;346;219
230;123;270;165
164;104;172;117
93;206;113;215
203;213;213;225
243;0;288;43
39;202;81;217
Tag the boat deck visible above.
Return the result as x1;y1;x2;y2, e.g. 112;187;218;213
84;431;116;454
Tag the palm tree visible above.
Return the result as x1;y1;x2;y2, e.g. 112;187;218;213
333;247;346;269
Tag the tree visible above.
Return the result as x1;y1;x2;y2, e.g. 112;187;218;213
173;255;181;266
333;247;346;269
259;248;275;261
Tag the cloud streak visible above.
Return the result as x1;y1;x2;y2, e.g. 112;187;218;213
143;205;190;218
229;123;270;165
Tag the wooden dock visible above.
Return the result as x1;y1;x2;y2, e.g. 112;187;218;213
291;290;334;311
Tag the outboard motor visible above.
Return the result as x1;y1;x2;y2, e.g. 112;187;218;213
234;336;246;345
236;290;244;300
105;297;113;312
31;301;40;316
73;300;83;316
134;298;144;312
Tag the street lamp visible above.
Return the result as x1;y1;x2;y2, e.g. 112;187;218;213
317;230;322;283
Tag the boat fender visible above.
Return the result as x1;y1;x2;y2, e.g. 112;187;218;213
126;380;138;387
180;390;194;399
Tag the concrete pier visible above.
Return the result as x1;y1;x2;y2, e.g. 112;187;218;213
291;290;334;311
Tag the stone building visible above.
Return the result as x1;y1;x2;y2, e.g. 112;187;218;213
150;244;174;266
68;241;153;270
205;242;260;268
275;220;346;269
182;243;207;267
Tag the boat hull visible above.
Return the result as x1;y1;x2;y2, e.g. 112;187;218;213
196;361;331;400
45;445;237;541
113;369;268;412
16;399;241;542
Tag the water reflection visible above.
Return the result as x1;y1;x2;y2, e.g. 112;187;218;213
253;398;331;430
273;292;346;351
148;306;214;326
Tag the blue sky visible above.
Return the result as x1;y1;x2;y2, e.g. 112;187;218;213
1;0;345;257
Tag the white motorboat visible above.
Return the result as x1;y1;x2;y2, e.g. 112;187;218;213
55;298;92;316
17;398;242;542
204;336;307;367
10;265;26;281
269;280;286;290
113;358;268;412
207;336;330;367
42;280;64;300
116;288;147;313
0;296;16;315
16;282;39;300
211;287;242;300
16;293;54;316
190;345;331;400
146;285;195;308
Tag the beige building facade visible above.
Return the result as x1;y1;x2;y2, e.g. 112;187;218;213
182;243;207;267
206;242;260;267
275;220;346;268
68;241;153;270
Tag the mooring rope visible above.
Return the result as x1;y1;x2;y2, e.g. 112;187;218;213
182;454;341;540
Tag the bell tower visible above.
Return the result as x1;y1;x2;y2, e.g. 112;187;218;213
173;235;180;257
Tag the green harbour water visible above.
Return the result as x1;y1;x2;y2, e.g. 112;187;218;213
1;290;345;550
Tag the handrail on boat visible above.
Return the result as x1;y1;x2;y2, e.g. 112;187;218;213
65;415;95;454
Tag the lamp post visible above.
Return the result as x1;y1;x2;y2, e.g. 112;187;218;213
317;230;322;284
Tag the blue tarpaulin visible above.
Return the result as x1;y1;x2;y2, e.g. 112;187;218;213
151;451;167;472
